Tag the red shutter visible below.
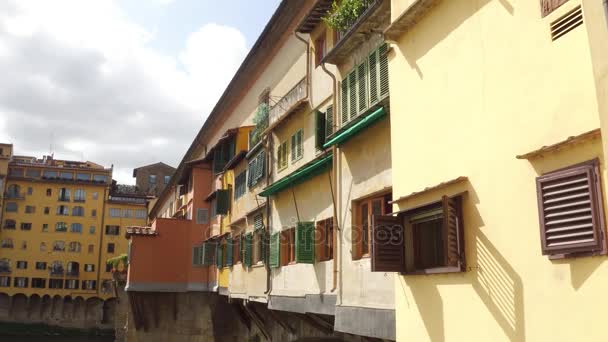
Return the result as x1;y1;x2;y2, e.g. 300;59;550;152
371;215;405;272
442;196;464;268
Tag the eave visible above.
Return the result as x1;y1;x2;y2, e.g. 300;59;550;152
383;0;442;42
516;128;601;160
390;176;468;205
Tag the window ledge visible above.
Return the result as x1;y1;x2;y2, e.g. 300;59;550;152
402;266;465;276
252;262;265;269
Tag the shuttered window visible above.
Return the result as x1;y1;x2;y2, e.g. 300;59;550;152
233;236;241;264
196;208;209;224
277;141;288;171
213;138;236;174
215;189;230;215
536;159;606;257
269;232;280;268
371;194;465;273
340;43;390;127
248;151;265;187
202;242;217;266
316;110;327;150
225;238;233;267
326;105;334;138
296;222;315;264
280;228;296;266
353;193;392;260
243;233;253;267
291;129;304;163
316;218;334;262
234;171;247;200
192;246;201;266
216;243;223;268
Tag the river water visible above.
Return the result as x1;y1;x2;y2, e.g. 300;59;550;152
0;336;113;342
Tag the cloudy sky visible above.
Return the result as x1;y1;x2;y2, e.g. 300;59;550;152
0;0;280;184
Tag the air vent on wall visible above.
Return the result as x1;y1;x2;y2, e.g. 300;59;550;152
550;5;583;41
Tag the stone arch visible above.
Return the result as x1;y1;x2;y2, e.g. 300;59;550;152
85;297;103;325
0;293;9;319
11;293;28;320
73;296;85;321
51;295;63;320
40;295;52;320
27;294;41;320
102;298;117;324
62;296;74;320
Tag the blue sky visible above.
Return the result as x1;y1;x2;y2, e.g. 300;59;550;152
0;0;282;184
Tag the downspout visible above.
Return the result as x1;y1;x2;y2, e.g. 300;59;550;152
321;62;339;294
264;135;273;295
294;32;310;100
604;0;608;28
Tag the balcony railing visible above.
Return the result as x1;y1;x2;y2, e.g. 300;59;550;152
50;268;64;276
0;266;11;274
4;192;25;200
66;269;79;277
335;0;379;41
58;196;70;202
269;77;307;127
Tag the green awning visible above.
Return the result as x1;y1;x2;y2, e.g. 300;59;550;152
323;107;387;148
259;154;333;197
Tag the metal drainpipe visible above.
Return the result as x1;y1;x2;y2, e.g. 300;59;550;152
294;32;310;100
604;0;608;28
264;135;273;295
321;62;339;294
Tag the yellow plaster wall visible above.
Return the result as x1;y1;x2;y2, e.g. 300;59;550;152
389;0;607;341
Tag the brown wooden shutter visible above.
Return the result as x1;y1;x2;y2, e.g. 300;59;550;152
371;214;405;272
540;0;569;18
536;160;606;256
442;196;464;268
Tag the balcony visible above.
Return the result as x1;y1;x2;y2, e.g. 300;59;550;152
322;0;390;65
267;77;308;130
0;266;11;274
50;268;64;277
58;196;70;202
4;192;25;200
66;270;80;277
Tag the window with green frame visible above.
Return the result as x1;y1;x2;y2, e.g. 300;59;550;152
234;171;247;200
291;129;303;163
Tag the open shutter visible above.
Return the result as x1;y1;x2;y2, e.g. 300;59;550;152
316;110;326;150
216;189;230;215
341;79;349;126
357;61;367;115
216;243;223;268
369;49;378;105
296;222;315;264
269;232;280;268
536;161;605;256
379;43;389;99
202;242;217;266
326;106;334;138
442;196;464;268
348;71;357;120
192;246;200;265
244;233;253;267
371;215;405;272
239;235;244;263
291;134;297;162
226;238;233;267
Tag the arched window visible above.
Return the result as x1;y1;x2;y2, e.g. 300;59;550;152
58;188;70;201
72;206;85;217
68;242;81;253
0;239;13;249
56;205;69;216
53;241;65;252
55;222;68;232
3;219;16;229
74;189;86;202
70;223;83;233
6;184;21;198
50;261;63;275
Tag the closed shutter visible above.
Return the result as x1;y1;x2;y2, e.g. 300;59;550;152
244;233;253;267
216;243;223;268
247;159;254;187
269;232;280;268
326;105;334;138
442;196;464;268
202;242;217;266
369;49;378;104
291;134;297;162
316;110;326;150
296;222;315;264
196;208;209;224
216;189;230;215
296;130;303;160
379;43;389;99
357;61;367;114
213;148;223;173
348;71;357;120
536;160;605;256
371;214;405;272
341;80;349;126
255;151;265;185
192;246;201;265
226;238;233;266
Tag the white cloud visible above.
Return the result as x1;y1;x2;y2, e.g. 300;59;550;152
0;0;248;185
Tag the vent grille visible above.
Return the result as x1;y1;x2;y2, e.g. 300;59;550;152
550;5;583;41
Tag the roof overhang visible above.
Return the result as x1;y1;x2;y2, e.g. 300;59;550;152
296;0;333;33
516;128;601;160
324;106;387;148
259;153;333;197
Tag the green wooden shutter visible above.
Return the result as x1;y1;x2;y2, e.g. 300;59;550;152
216;189;230;215
260;230;267;264
326;106;334;138
296;222;315;264
379;43;389;99
226;238;233;266
239;235;244;264
192;246;200;265
348;71;357;121
202;242;216;266
244;233;253;267
297;130;303;159
269;232;280;268
216;243;223;268
291;134;297;162
213;148;223;173
316;110;326;150
369;49;378;105
341;79;349;126
357;61;367;114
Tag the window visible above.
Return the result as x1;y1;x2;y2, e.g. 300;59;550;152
25;205;35;214
14;277;28;288
42;224;48;232
213;138;236;174
101;280;113;294
196;208;209;224
50;261;63;275
89;226;96;234
93;175;108;183
55;222;68;232
21;241;27;250
277;141;288;171
68;242;81;253
1;239;14;249
92;192;99;200
56;205;69;216
60;172;73;180
92;209;97;217
109;208;121;217
43;170;58;179
149;174;157;185
74;189;86;202
315;31;326;66
107;243;115;253
49;279;63;289
3;220;15;229
234;171;247;200
354;192;392;259
0;259;10;272
6;184;21;198
20;223;32;231
27;187;33;195
536;159;607;258
317;217;334;262
76;173;90;181
233;236;241;264
164;175;171;184
26;169;41;178
32;278;46;289
316;107;334;150
70;223;83;233
44;207;50;215
135;209;147;219
58;188;70;201
82;280;97;290
0;277;10;287
210;199;217;218
5;202;17;212
65;279;79;289
122;209;134;218
248;151;265;187
40;242;47;251
340;43;389;126
66;261;79;276
105;225;120;235
72;206;85;216
16;261;27;269
46;188;52;196
88;244;94;254
280;228;296;266
84;264;95;272
105;263;113;272
253;230;266;265
9;168;24;177
53;241;65;252
291;129;304;163
371;195;465;274
35;262;47;270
